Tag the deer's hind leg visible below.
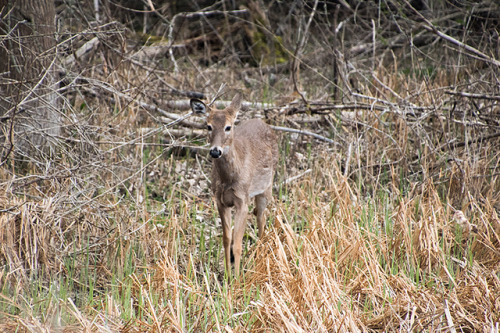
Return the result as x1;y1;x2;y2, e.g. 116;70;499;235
254;186;272;239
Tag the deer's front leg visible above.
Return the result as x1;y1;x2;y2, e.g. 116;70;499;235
217;200;232;277
232;198;248;276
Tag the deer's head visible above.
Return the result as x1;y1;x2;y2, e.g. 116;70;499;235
190;94;242;159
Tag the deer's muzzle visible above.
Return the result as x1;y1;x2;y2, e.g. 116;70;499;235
210;147;223;158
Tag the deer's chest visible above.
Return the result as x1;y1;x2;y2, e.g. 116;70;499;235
213;180;245;207
219;186;236;207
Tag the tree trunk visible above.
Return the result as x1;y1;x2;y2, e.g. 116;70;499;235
0;0;60;164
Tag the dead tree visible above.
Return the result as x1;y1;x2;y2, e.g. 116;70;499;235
0;0;61;164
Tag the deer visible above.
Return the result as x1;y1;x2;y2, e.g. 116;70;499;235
190;93;278;277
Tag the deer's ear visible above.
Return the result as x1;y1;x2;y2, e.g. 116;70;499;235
230;93;242;110
190;99;207;114
226;93;242;119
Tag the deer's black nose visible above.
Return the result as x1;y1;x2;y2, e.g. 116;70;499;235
210;147;222;158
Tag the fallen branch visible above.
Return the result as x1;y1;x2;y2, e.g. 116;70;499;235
447;131;500;150
147;118;336;147
272;103;389;114
64;37;100;66
445;90;500;101
159;116;204;129
159;86;205;99
166;99;275;111
273;169;312;191
282;169;312;186
82;79;274;124
83;79;192;123
270;125;334;144
160;128;205;138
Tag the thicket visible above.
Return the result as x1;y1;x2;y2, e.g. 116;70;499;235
1;0;499;331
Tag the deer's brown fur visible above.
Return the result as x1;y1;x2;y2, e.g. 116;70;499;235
190;94;278;277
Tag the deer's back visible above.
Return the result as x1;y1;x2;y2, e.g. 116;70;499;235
236;119;278;165
234;119;278;197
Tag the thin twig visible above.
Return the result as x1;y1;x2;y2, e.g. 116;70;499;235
292;0;319;106
208;83;227;107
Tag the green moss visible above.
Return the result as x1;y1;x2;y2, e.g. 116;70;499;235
136;32;168;46
249;30;288;66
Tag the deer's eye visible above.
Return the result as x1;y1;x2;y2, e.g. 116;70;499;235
207;125;213;131
224;125;231;132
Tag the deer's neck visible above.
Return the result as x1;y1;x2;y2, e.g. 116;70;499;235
213;147;242;184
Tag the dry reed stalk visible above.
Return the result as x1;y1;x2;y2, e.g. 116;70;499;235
0;195;59;284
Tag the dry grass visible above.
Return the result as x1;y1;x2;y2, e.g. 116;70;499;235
4;130;498;331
